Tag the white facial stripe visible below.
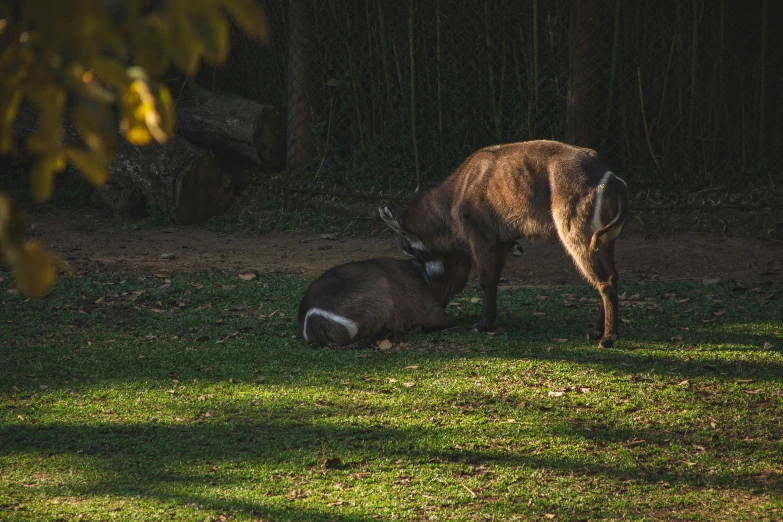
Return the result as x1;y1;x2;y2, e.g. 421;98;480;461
407;239;425;251
303;308;359;340
592;171;614;232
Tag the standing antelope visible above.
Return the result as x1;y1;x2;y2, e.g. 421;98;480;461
298;253;472;346
380;140;627;347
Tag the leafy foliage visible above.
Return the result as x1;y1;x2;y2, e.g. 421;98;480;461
0;0;268;297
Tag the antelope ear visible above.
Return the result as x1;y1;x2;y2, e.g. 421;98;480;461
378;206;404;236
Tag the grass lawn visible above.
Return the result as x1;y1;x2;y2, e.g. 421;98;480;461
1;271;781;521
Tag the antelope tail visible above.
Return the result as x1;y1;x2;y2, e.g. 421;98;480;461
590;175;628;252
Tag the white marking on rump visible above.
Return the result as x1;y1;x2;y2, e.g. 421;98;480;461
591;171;614;233
303;308;359;342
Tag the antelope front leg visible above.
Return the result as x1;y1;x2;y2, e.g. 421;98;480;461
597;278;619;348
589;302;606;341
416;304;455;333
472;242;510;332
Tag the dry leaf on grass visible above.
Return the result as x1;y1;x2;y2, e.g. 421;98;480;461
625;439;646;448
238;271;257;281
376;339;393;350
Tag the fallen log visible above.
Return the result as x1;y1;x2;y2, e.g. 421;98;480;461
175;82;286;168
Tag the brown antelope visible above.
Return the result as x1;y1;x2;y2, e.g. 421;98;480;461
298;253;472;346
380;140;627;347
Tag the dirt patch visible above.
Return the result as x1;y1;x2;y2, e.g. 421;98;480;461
25;206;783;286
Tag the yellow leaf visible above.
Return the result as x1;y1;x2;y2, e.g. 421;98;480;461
120;80;153;145
15;240;56;298
120;80;173;145
30;154;65;203
65;148;107;186
222;0;269;43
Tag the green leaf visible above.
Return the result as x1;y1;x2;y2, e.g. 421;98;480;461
15;240;56;299
168;10;203;76
221;0;269;43
65;147;108;186
189;10;230;66
72;99;116;158
29;153;65;202
0;87;22;154
133;14;170;77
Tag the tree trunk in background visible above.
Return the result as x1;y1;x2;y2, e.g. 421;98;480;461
565;0;601;148
285;0;313;207
175;82;286;168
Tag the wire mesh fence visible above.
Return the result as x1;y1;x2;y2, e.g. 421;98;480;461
200;0;783;195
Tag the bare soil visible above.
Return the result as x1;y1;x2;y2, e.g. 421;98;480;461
26;206;783;286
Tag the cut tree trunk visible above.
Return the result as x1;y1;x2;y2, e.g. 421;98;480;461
110;134;233;224
175;82;286;168
13;104;233;224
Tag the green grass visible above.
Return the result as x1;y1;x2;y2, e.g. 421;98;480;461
1;272;782;521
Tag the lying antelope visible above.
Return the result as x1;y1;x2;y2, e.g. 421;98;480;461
298;253;471;346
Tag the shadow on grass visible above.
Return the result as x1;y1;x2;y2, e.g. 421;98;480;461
1;413;781;520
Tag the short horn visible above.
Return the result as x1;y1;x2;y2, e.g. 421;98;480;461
378;206;404;235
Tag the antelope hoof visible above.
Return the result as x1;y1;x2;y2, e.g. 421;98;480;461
598;334;617;348
472;319;494;333
588;329;603;341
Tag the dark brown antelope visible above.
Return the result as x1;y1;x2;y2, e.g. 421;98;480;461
298;253;472;346
380;140;627;347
